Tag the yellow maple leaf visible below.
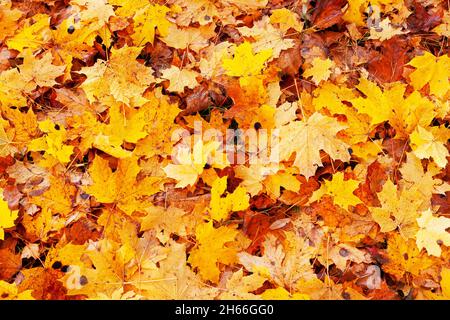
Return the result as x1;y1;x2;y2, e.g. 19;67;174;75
66;112;103;154
59;238;135;296
66;107;143;160
134;91;181;158
274;101;298;127
0;196;18;240
312;85;378;152
161;24;216;53
132;4;171;45
238;16;294;58
416;209;450;257
188;221;240;283
234;163;280;196
261;287;310;300
199;41;234;79
108;0;148;16
129;240;216;299
44;242;87;270
400;153;450;199
158;66;199;93
270;8;303;33
326;243;371;271
368;17;404;41
93;103;149;158
73;0;115;24
0;69;28;107
0;119;16;157
80;46;155;106
223;0;268;10
309;172;362;209
163;140;227;188
6;14;50;51
28;120;74;164
312;82;356;115
410;126;449;168
210;176;249;221
222;41;272;77
437;268;450;299
18;49;65;91
2;107;39;144
265;170;300;199
351;79;436;137
0;0;22;42
219;269;266;299
343;0;402;26
49;17;101;79
383;233;434;279
84;156;162;215
95;287;143;300
278;112;350;178
22;208;65;242
239;233;316;288
408;52;450;98
0;50;64;103
303;57;335;85
371;179;424;239
170;0;218;27
0;281;34;300
30;175;75;216
140;206;191;239
352;79;403;125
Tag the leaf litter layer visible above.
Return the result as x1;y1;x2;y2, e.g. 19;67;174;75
0;0;449;300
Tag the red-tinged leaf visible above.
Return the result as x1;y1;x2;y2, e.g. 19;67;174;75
0;156;14;175
182;86;212;116
368;37;408;83
0;238;21;281
277;39;302;76
407;1;442;32
311;0;347;29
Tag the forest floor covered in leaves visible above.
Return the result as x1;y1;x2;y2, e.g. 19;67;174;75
0;0;450;300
